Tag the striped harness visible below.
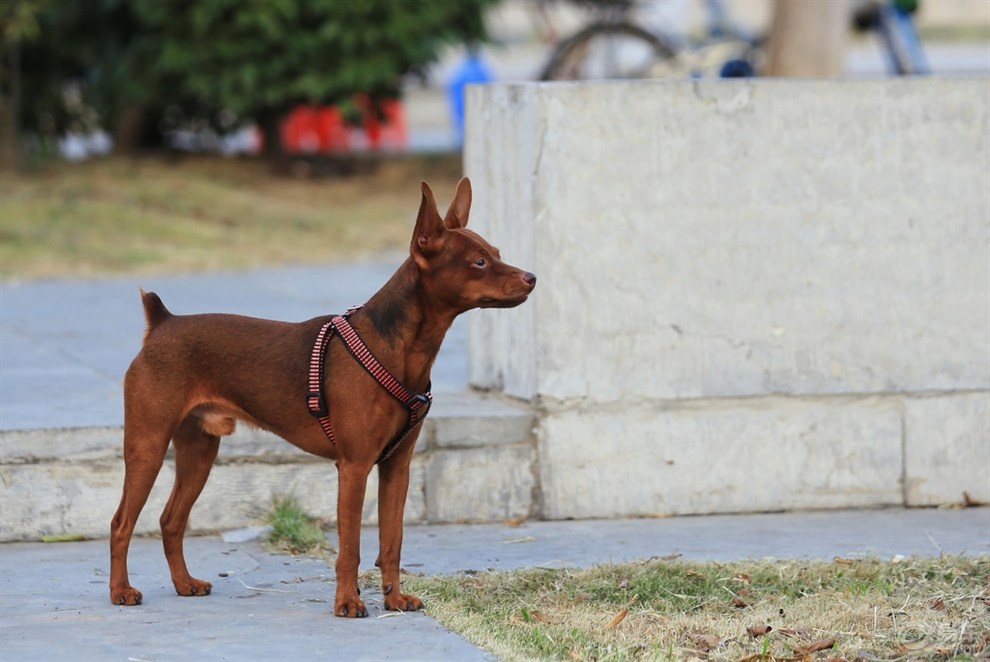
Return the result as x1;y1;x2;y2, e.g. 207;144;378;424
306;307;432;464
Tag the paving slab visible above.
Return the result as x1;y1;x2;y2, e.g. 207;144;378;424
1;508;987;660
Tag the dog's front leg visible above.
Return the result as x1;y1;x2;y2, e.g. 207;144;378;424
334;461;371;617
375;438;423;612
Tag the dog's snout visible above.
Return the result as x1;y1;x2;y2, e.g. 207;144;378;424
522;272;537;288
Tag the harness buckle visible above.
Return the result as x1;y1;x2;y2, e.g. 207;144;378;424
404;392;430;409
307;390;328;418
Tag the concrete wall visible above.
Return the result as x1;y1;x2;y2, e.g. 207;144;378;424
0;393;536;541
466;78;990;519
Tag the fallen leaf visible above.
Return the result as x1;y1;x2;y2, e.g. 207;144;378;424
896;640;932;655
733;597;749;609
736;654;799;662
503;516;526;527
963;491;986;507
929;598;945;610
686;632;720;651
530;610;553;623
511;608;553;626
833;556;855;565
732;573;752;584
604;608;629;630
747;625;773;638
778;627;809;639
641;611;668;626
961;631;990;654
794;638;836;655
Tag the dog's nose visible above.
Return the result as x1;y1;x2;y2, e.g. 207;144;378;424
523;272;537;288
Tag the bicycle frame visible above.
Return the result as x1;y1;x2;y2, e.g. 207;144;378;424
876;1;929;74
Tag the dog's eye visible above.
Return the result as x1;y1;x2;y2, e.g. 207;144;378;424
473;258;487;268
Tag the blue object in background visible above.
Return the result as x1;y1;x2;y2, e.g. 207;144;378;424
446;51;493;147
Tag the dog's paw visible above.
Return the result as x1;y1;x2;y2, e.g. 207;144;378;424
384;590;423;612
334;595;369;618
174;577;213;597
110;586;143;606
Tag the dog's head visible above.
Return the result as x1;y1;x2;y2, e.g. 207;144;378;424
411;178;536;312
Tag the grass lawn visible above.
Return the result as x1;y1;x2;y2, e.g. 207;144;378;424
404;556;989;661
0;153;462;280
261;499;987;660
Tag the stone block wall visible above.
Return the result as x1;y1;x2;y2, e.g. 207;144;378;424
0;394;536;541
466;78;990;518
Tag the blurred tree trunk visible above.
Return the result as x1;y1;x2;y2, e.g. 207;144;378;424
256;108;285;161
1;40;22;170
114;104;147;154
764;0;851;76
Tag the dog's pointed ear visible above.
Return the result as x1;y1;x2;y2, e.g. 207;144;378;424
411;181;445;268
443;177;472;229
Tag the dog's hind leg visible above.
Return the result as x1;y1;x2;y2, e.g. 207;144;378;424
109;401;179;606
160;413;224;597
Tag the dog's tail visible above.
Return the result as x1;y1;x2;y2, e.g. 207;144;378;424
139;289;172;340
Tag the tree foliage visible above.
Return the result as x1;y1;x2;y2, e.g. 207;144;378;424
137;0;494;117
12;0;499;149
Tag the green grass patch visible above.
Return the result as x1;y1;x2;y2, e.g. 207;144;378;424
265;494;334;557
404;556;989;661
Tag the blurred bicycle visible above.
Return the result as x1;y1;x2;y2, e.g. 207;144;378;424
537;0;928;81
538;0;761;81
852;0;928;74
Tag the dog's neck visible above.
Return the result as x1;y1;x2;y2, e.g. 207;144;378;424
360;258;457;389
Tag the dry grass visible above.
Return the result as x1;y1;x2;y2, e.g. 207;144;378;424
0;153;462;280
404;556;990;661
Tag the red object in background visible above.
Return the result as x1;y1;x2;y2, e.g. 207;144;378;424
358;97;407;151
280;99;406;154
315;106;351;152
280;105;322;153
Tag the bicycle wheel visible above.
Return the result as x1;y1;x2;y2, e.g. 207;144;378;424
539;22;678;81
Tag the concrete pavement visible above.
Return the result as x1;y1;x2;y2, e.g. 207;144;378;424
1;509;987;660
0;256;469;431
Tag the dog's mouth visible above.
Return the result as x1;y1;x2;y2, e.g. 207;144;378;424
480;294;529;308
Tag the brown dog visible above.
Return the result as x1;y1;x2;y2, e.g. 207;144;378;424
109;178;536;617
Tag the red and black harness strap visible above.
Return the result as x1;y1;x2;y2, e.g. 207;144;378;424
306;307;432;464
